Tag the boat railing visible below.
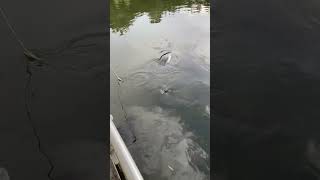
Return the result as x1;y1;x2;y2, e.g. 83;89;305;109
110;115;144;180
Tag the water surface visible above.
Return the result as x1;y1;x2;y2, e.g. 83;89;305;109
0;0;108;179
213;0;320;179
110;0;210;179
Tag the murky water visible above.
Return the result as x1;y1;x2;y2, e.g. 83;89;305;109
0;0;108;179
110;0;210;179
214;0;320;180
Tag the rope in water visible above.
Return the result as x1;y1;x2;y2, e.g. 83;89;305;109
0;7;42;61
111;66;137;144
111;67;123;82
0;7;27;51
0;7;54;180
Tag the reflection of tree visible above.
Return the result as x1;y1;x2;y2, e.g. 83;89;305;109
110;0;210;35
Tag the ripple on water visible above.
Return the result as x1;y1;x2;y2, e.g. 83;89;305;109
126;61;181;89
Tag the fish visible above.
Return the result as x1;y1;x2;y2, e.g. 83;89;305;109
158;51;172;66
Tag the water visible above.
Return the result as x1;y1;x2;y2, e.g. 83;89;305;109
214;0;320;179
110;0;210;179
0;0;108;179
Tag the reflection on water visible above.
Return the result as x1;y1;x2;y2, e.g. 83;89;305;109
110;0;209;35
110;0;210;179
127;106;209;180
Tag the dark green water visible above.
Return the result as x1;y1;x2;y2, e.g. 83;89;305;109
110;0;210;179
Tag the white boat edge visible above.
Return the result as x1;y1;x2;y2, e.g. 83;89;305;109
110;114;144;180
